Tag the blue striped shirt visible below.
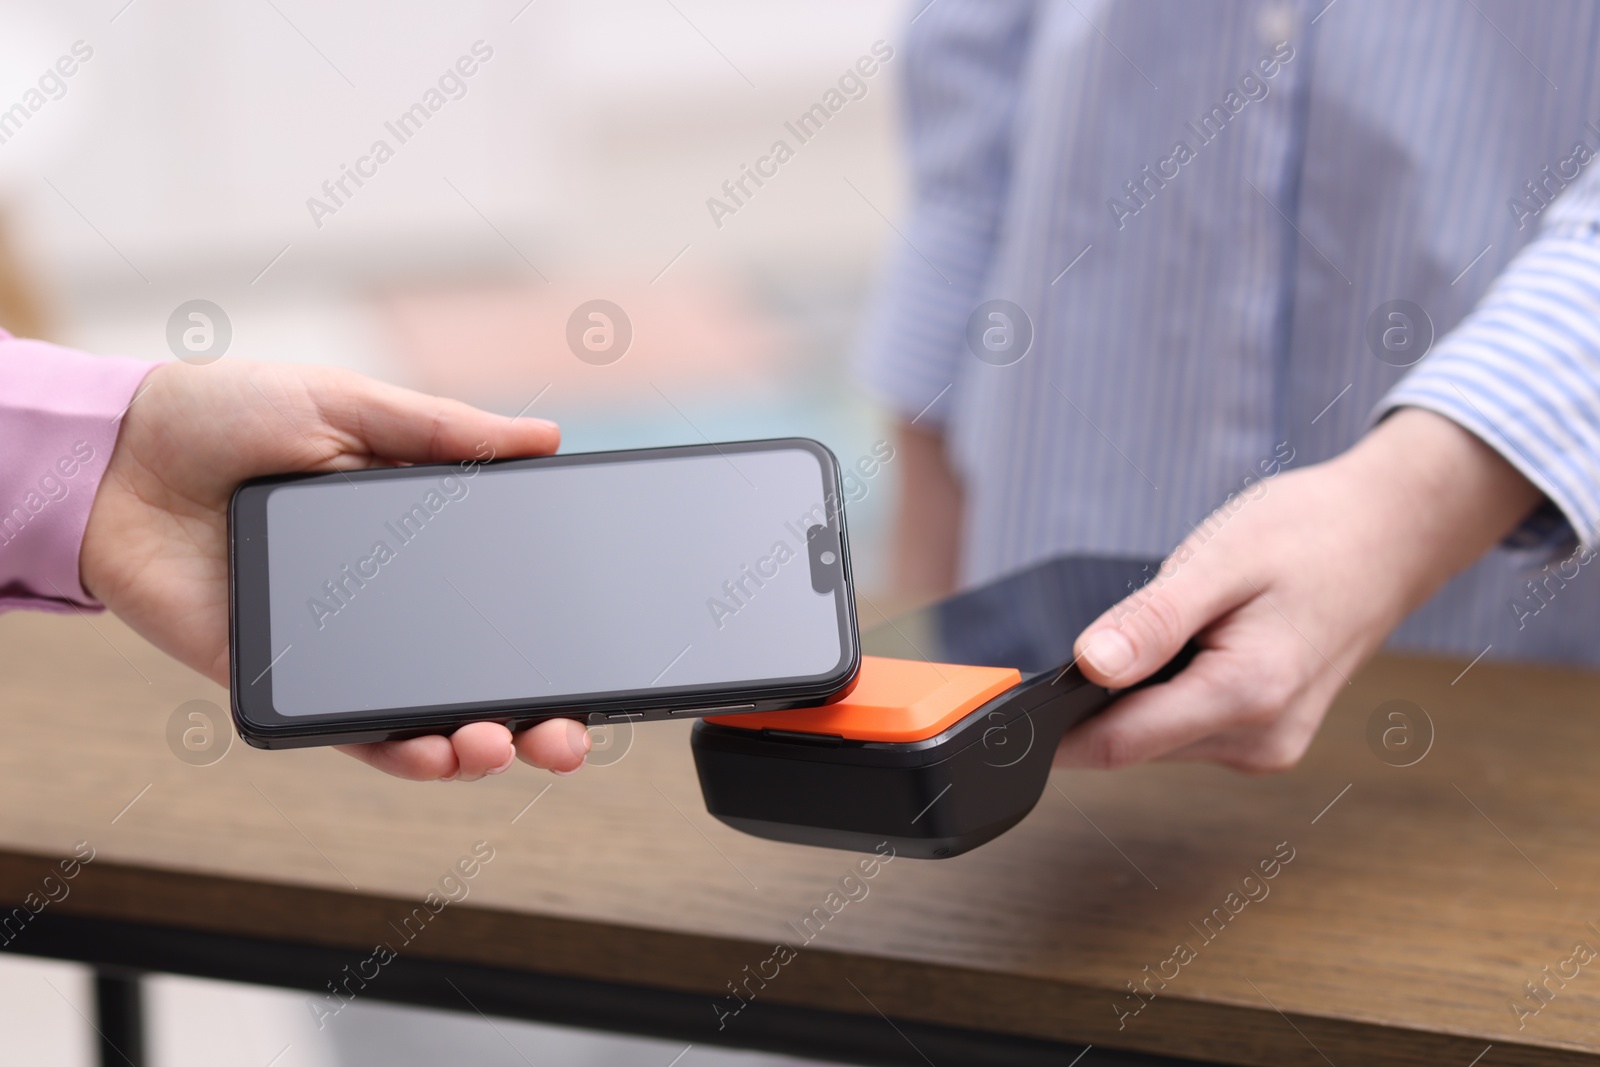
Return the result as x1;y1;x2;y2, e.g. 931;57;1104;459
856;0;1600;666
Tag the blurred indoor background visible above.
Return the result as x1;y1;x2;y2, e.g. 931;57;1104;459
0;0;909;1063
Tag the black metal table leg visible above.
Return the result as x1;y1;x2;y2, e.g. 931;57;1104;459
93;967;145;1067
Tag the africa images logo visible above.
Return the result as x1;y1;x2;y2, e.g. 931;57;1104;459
304;41;495;229
306;445;493;631
1107;41;1294;230
704;41;894;229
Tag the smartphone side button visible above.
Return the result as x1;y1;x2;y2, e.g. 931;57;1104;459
668;703;755;716
606;712;647;722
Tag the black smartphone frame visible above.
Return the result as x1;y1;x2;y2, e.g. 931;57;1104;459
229;437;860;749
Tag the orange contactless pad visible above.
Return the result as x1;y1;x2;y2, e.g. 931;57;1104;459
704;655;1022;743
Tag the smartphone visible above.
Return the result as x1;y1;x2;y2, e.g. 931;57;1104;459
861;554;1165;669
229;438;859;748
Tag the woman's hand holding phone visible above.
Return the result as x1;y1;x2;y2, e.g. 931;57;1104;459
80;359;592;781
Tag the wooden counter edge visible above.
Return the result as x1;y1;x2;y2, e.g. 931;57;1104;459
1;848;1591;1067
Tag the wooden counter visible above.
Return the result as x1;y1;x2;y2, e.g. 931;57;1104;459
3;608;1598;1065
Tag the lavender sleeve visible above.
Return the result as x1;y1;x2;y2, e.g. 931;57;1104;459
0;330;159;614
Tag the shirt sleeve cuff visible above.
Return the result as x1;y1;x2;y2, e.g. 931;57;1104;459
1372;236;1600;554
0;332;161;615
853;200;1000;425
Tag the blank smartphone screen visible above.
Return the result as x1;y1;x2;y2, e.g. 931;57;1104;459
261;447;847;716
